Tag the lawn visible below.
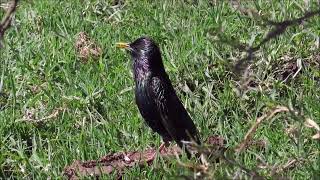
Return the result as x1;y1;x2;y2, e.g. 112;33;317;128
0;0;319;179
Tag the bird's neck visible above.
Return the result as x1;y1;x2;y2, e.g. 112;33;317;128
133;61;152;82
133;56;166;83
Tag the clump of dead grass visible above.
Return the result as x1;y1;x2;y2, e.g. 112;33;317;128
75;32;102;63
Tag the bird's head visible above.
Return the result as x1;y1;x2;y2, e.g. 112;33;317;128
116;37;165;74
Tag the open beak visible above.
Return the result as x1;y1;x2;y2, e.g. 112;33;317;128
116;42;130;49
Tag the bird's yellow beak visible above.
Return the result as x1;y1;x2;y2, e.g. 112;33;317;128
116;42;130;49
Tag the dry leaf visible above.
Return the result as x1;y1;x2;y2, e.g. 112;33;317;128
312;133;320;140
304;118;320;131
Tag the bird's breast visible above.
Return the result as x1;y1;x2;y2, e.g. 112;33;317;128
134;78;157;121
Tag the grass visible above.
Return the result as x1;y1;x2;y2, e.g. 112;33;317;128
1;0;319;179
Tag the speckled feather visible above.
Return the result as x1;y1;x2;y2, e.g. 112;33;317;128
127;37;201;149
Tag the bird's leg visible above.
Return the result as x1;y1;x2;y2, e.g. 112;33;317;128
158;141;170;153
146;141;170;163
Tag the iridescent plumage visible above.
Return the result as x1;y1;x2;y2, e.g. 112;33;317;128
120;37;201;153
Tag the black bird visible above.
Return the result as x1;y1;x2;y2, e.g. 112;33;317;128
116;37;201;155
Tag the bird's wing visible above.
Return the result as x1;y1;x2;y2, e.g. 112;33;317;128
149;76;201;147
149;76;173;136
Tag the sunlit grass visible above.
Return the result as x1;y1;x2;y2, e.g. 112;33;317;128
0;0;319;179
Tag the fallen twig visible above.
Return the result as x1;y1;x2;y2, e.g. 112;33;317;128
236;106;289;153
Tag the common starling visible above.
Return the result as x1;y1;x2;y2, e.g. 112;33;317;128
116;37;201;155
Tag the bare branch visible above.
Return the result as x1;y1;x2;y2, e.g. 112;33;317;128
0;0;19;48
233;5;320;75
